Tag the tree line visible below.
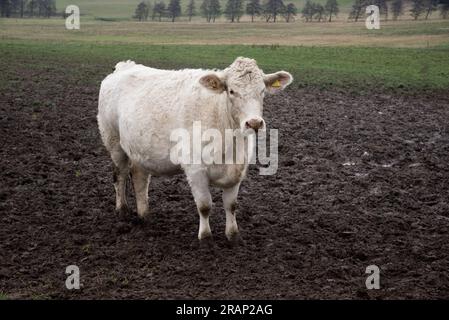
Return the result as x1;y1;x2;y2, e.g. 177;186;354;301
349;0;449;21
134;0;301;22
0;0;56;17
135;0;448;22
1;0;446;21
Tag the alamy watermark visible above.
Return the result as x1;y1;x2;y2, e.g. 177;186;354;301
65;5;80;30
365;265;380;289
169;121;278;175
365;5;380;30
65;265;80;290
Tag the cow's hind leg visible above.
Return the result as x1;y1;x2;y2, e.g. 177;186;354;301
185;167;213;242
130;163;151;221
223;183;243;246
111;146;130;217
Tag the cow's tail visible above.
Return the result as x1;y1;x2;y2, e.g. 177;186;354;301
113;60;136;73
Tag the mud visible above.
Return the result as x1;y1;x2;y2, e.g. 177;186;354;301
1;62;449;299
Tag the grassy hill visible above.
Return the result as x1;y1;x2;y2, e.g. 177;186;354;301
57;0;355;20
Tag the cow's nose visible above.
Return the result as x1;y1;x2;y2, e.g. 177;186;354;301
245;118;264;131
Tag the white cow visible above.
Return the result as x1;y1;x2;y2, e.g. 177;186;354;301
97;57;292;244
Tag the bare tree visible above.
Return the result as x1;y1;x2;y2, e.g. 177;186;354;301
313;3;325;21
263;0;285;22
302;0;314;22
410;0;425;20
441;2;449;18
224;0;244;22
348;0;366;22
246;0;262;22
152;1;166;21
374;0;388;20
186;0;196;21
391;0;403;20
28;0;37;16
134;1;150;21
201;0;221;22
283;2;297;22
167;0;181;22
325;0;339;22
424;0;439;19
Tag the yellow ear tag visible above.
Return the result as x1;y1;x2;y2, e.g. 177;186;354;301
271;79;281;88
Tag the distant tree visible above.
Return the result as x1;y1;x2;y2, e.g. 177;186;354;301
224;0;244;22
19;0;26;18
374;0;388;20
313;2;325;21
410;0;425;19
263;0;285;22
348;0;366;21
391;0;403;20
301;0;314;21
167;0;181;21
28;0;37;16
211;0;222;21
152;1;166;21
134;1;150;21
424;0;439;19
200;0;211;21
1;0;8;17
283;2;296;21
324;0;339;21
0;0;36;17
186;0;196;21
41;0;56;17
0;0;44;17
201;0;221;22
10;0;19;16
246;0;262;22
0;0;10;17
441;2;449;18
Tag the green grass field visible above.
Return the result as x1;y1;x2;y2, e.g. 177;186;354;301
1;39;448;90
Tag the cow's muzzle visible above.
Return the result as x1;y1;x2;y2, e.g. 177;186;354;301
245;118;265;132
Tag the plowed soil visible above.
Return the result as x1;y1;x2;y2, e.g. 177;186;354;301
1;60;449;299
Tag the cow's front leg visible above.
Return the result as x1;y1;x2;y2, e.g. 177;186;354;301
185;167;213;241
223;183;242;245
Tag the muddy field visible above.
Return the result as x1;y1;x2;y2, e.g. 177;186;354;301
1;62;449;299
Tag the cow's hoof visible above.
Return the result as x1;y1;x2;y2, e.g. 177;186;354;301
227;233;245;248
116;205;133;220
129;211;150;225
199;236;217;253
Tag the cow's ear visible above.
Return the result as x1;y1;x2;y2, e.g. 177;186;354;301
264;71;293;94
199;74;226;93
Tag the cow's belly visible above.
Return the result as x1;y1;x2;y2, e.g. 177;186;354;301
141;159;182;176
120;130;182;176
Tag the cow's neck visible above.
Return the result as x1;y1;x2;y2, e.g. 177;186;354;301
222;100;239;131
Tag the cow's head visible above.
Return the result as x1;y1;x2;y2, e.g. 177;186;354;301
199;57;293;132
